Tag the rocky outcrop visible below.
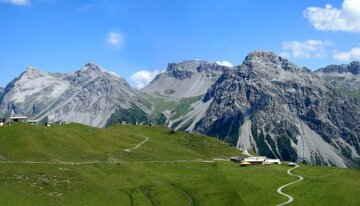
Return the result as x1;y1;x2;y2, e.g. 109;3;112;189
315;61;360;96
0;87;4;99
143;60;230;98
190;51;360;167
317;61;360;75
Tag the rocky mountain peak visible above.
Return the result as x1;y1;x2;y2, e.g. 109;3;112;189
20;66;45;79
166;60;207;72
349;61;360;74
144;59;230;98
167;60;230;72
25;65;39;71
243;50;299;72
233;51;306;84
80;62;104;73
244;50;278;61
317;61;360;75
195;53;360;167
74;62;117;82
165;60;229;80
84;61;100;68
315;61;360;94
78;62;124;81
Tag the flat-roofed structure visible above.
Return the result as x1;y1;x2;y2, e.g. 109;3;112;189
264;159;281;165
243;156;267;165
10;116;28;122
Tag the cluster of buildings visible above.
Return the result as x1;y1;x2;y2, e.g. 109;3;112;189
230;156;281;166
121;121;152;126
0;116;52;127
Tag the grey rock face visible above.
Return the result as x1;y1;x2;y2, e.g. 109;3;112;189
0;66;70;118
143;60;230;98
0;63;150;127
0;87;4;98
191;51;360;167
317;61;360;75
315;62;360;96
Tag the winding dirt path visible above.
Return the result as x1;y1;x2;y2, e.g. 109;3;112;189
124;136;149;152
0;136;218;165
276;163;304;206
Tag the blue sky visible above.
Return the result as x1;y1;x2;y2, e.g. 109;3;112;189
1;0;359;88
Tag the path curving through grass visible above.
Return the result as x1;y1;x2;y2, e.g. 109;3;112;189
276;163;303;206
124;136;150;152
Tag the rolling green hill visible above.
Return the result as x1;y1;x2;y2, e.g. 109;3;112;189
0;123;359;205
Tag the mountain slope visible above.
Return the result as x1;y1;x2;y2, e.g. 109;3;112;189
177;51;360;167
143;60;230;129
0;63;150;127
0;67;70;118
143;60;229;98
0;87;4;98
315;61;360;99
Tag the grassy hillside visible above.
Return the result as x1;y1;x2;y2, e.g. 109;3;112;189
288;165;360;206
0;123;240;162
0;123;359;205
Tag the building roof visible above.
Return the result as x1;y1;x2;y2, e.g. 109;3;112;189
10;116;28;119
265;159;280;162
243;157;267;162
230;156;244;159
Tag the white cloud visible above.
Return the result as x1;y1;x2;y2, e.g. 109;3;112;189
106;32;124;49
0;0;30;6
109;71;120;77
279;52;291;59
333;47;360;61
281;40;332;59
304;0;360;33
215;60;233;67
75;3;93;12
130;70;162;89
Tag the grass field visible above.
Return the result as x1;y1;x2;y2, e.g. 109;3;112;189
0;123;359;205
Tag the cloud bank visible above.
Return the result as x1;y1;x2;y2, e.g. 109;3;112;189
130;70;162;89
280;40;331;59
333;47;360;61
216;60;233;67
0;0;30;6
304;0;360;33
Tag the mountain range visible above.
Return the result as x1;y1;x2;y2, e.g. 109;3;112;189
315;61;360;99
1;51;359;168
0;63;150;127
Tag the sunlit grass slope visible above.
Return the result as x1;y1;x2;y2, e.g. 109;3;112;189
0;123;359;206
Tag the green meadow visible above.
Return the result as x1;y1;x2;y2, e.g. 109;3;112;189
0;124;359;205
